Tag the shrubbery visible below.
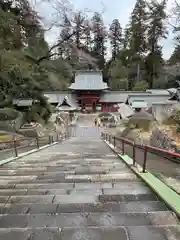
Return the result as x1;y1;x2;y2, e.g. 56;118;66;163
0;108;20;121
172;109;180;125
132;81;148;91
171;109;180;132
127;112;154;131
23;101;52;125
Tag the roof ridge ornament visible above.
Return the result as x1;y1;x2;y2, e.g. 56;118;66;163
167;81;180;101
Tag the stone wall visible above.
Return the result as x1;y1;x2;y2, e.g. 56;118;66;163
115;126;151;145
115;123;179;152
150;125;176;152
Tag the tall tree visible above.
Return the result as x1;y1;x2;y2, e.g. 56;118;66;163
145;0;168;88
59;15;73;60
91;12;107;70
109;19;122;60
20;0;42;47
168;1;180;65
83;19;92;52
0;0;26;50
122;0;148;90
0;0;54;120
169;45;180;65
108;58;128;90
72;11;85;49
130;0;147;55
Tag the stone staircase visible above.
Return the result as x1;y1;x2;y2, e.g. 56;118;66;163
0;137;179;239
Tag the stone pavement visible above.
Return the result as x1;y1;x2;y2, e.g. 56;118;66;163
0;125;179;239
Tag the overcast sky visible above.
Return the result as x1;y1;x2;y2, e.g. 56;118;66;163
38;0;176;60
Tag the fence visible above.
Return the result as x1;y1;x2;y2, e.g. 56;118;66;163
0;132;69;161
101;132;180;175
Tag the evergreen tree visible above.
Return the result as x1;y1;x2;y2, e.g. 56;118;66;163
122;0;148;90
130;0;147;55
91;12;107;70
168;2;180;65
122;25;132;50
109;19;122;60
118;25;132;67
169;45;180;65
146;0;168;88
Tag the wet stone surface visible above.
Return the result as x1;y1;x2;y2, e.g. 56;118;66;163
60;227;128;240
0;120;179;239
0;226;180;240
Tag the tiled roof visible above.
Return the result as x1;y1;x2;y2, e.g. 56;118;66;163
57;95;78;109
117;103;134;119
58;105;77;111
13;99;34;106
99;91;148;103
44;93;59;103
44;91;69;103
146;89;170;95
167;88;177;95
151;100;177;105
44;92;77;107
131;100;148;108
127;94;171;107
69;71;108;90
99;92;128;103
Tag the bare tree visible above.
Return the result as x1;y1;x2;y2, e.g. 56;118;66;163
31;0;98;66
169;0;180;31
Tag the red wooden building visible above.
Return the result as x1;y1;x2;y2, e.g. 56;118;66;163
45;71;170;113
69;70;109;112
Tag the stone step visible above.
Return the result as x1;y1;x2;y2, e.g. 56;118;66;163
0;178;140;185
1;165;128;172
0;183;149;195
0;134;179;239
0;181;146;191
0;189;28;196
64;173;137;182
0;194;160;205
1;226;179;240
5;181;145;190
0;201;168;214
14;183;75;189
9;173;136;184
0;192;158;204
0;211;178;228
2;161;127;167
0;164;128;171
6;194;98;204
99;187;157;202
12;158;119;164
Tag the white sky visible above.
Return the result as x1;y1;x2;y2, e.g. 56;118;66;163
36;0;176;60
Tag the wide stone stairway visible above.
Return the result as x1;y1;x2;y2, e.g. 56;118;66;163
0;133;179;239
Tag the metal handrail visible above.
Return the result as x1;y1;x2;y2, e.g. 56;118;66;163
0;131;69;159
101;132;180;173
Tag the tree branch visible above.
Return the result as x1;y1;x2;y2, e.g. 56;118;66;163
175;0;180;8
36;31;76;63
